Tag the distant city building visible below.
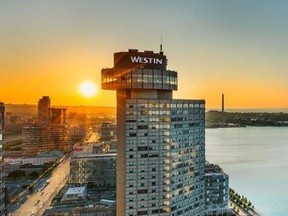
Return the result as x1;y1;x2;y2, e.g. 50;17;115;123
22;126;53;155
0;102;5;215
38;96;50;125
23;98;70;155
4;150;63;166
22;125;69;155
221;94;226;125
72;143;112;155
102;49;206;215
100;122;117;142
49;107;66;125
108;140;117;152
205;163;230;216
70;125;87;142
49;124;70;152
69;153;116;189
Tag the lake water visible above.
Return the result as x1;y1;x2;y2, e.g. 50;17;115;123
206;127;288;216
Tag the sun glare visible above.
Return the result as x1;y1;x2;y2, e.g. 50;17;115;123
79;81;98;98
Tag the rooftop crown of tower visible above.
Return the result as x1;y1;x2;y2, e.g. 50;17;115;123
101;49;178;91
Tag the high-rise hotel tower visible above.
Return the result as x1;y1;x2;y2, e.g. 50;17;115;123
102;49;205;216
0;103;5;215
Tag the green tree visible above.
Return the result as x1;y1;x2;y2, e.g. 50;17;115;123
248;201;252;207
29;171;39;179
236;198;240;204
243;203;247;210
239;200;243;206
7;170;26;180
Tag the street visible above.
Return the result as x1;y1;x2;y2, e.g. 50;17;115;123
12;158;69;216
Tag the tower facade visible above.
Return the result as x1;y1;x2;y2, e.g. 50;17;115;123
38;96;51;125
102;49;206;216
49;108;66;125
0;103;5;215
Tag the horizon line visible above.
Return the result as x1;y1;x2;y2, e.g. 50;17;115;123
4;103;288;111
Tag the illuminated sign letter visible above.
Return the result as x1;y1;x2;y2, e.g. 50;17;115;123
131;56;163;65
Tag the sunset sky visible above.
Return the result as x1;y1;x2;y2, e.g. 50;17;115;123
1;0;288;109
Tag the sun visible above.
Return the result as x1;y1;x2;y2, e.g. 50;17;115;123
78;81;98;98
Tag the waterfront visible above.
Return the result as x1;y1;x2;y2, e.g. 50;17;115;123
206;127;288;216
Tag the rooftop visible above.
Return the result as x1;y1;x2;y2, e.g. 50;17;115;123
37;150;63;158
205;162;224;173
66;186;86;195
71;153;117;159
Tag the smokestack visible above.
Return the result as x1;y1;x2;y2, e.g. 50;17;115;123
222;93;224;113
222;93;226;125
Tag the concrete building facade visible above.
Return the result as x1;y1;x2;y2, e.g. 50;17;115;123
0;102;5;215
102;49;206;216
100;122;117;142
49;107;66;125
22;125;69;155
205;163;230;216
69;153;116;189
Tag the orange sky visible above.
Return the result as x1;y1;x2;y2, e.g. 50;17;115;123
1;1;288;109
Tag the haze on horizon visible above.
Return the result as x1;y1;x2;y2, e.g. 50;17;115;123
1;0;288;109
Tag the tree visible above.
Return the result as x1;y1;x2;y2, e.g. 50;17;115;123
42;162;54;172
236;198;240;204
29;171;39;179
243;203;247;210
239;200;243;206
7;170;26;180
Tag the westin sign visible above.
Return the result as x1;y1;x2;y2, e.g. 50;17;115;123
130;56;163;64
114;51;167;70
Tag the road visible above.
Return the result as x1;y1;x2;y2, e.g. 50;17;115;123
12;158;69;216
86;130;99;143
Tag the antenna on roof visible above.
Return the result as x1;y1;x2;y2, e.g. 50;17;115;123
160;35;163;54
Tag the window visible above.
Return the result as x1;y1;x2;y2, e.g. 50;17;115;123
138;189;148;194
137;211;148;216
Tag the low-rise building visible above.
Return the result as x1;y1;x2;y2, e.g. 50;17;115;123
61;186;87;202
205;162;230;216
4;150;63;166
71;203;116;216
69;153;116;189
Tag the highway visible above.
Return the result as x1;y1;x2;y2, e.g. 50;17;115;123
12;158;69;216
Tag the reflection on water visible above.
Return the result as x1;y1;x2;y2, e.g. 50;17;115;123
206;127;288;216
